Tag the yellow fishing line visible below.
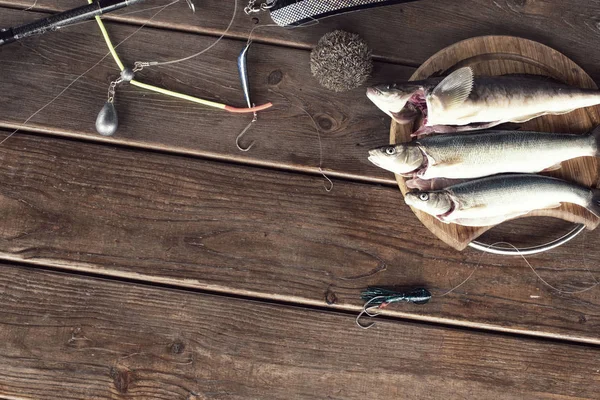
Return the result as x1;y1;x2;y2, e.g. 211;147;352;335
89;0;124;70
91;4;227;110
129;80;226;109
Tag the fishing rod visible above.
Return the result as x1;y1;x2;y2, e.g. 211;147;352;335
0;0;146;46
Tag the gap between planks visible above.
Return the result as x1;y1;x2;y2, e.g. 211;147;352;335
0;126;397;187
5;247;600;348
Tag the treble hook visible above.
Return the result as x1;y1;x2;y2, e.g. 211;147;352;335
236;112;257;152
355;296;386;329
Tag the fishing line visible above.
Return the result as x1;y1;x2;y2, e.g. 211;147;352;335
135;0;238;68
270;90;333;192
23;0;38;11
0;0;179;146
497;241;600;294
136;0;321;68
59;0;186;30
356;237;600;329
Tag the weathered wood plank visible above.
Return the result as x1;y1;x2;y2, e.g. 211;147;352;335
2;132;600;343
0;8;411;184
1;264;599;399
3;0;600;82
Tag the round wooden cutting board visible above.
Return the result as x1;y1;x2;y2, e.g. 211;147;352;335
390;36;600;251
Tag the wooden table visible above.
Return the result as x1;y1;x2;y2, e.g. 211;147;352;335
0;1;599;398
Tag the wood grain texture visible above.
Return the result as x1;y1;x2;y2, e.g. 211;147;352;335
4;0;600;83
3;132;600;343
391;36;600;250
1;264;600;400
0;8;410;184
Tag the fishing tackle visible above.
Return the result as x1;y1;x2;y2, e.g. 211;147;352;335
356;287;431;329
238;43;254;110
0;0;146;46
90;2;273;136
235;42;258;151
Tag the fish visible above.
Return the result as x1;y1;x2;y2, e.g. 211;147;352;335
368;127;600;179
366;67;600;136
404;174;600;227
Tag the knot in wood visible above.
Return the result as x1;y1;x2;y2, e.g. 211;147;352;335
508;0;527;8
325;288;337;305
170;341;186;354
317;115;335;131
268;69;283;85
110;366;132;394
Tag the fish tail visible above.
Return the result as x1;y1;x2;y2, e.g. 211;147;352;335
591;125;600;156
590;189;600;217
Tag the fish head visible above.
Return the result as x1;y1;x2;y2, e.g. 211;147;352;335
366;83;423;122
368;144;424;175
404;191;453;217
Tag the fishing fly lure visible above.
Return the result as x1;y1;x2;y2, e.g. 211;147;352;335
356;287;431;329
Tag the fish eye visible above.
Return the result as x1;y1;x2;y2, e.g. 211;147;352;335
419;193;429;201
385;146;396;155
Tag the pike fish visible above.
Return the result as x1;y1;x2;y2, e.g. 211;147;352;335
366;67;600;136
404;174;600;227
368;127;600;179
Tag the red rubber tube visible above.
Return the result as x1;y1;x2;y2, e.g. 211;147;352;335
224;102;273;113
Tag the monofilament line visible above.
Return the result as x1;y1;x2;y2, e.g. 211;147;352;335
137;0;237;67
0;0;180;146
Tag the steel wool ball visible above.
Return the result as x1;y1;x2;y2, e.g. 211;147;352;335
310;30;373;93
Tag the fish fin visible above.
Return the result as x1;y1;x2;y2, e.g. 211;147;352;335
511;109;577;124
590;125;600;156
550;109;578;116
441;121;503;133
510;112;548;123
434;158;463;167
430;67;474;110
406;178;429;190
542;163;562;172
449;211;531;227
542;203;562;210
589;189;600;218
407;177;466;191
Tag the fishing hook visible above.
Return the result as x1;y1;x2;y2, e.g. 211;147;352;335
185;0;196;13
236;112;258;152
355;296;386;329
